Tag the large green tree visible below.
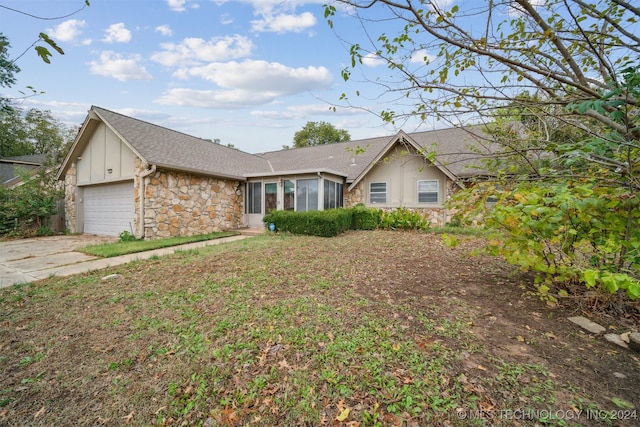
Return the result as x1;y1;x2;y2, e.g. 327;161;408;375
0;107;72;159
289;121;351;149
328;0;640;305
0;33;20;111
0;107;73;236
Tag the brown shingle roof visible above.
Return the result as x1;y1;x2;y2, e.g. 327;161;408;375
92;106;270;179
260;125;496;182
59;106;497;182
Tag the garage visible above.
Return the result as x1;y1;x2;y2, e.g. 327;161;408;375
83;181;135;236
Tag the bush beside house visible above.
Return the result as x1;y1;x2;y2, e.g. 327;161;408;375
263;205;432;237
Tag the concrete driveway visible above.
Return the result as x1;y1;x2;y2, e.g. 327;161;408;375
0;233;256;289
0;235;116;288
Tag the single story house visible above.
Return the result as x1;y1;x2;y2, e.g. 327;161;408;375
56;106;496;238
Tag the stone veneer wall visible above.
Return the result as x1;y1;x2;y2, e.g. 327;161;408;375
141;166;243;239
343;181;364;209
63;162;78;233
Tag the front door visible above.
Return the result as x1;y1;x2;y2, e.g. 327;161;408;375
247;181;279;227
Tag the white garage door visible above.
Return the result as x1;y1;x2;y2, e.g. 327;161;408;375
83;181;135;236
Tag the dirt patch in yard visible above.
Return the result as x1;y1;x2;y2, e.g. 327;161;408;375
0;231;638;426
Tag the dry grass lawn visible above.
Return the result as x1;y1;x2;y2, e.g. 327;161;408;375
1;231;638;426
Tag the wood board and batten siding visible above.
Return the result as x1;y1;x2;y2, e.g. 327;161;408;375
75;121;136;236
364;146;448;208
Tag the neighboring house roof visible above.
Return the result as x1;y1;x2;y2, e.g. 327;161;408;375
1;154;47;187
57;106;498;184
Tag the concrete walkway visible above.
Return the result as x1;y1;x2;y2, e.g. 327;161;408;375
1;231;262;288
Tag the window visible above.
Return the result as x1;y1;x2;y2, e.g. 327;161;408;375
418;180;438;203
296;179;318;212
265;183;277;213
247;182;262;214
369;182;387;204
324;180;344;209
284;180;295;210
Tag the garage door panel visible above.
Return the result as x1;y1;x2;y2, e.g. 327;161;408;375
84;182;134;236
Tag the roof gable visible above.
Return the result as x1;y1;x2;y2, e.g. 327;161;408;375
260;126;496;184
346;131;462;191
58;106;270;180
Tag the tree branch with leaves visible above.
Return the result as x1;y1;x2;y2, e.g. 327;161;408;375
326;0;640;307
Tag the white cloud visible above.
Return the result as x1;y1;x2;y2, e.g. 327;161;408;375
251;12;316;33
155;25;173;36
251;110;296;120
410;49;437;64
362;53;385;67
220;14;234;25
175;60;331;93
214;0;324;13
166;0;188;12
431;0;455;9
102;23;132;44
156;60;332;109
252;104;363;120
88;51;152;81
46;19;86;42
156;88;278;108
151;35;253;67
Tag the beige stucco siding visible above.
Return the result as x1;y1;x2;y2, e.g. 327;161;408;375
344;145;454;225
76;122;135;185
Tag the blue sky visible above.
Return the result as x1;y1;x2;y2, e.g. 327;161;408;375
1;0;443;153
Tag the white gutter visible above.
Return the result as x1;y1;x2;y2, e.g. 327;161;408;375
243;168;347;178
138;164;156;239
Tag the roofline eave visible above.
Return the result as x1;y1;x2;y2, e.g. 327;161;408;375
152;162;246;181
243;168;348;178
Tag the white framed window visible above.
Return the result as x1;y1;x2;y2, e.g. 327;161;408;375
324;180;344;209
369;182;387;204
417;180;439;203
247;182;262;214
296;179;319;212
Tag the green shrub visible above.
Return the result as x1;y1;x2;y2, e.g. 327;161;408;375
36;226;54;237
0;169;62;237
379;207;429;231
118;230;139;242
263;209;352;237
351;204;381;230
449;180;640;302
264;206;431;236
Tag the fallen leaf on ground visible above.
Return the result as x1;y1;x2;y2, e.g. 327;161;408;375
336;407;350;422
33;407;45;418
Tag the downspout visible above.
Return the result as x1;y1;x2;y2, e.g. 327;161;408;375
138;163;156;239
444;179;449;225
